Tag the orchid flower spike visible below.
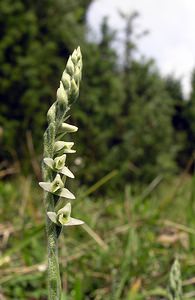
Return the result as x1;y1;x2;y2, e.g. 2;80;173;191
40;47;83;297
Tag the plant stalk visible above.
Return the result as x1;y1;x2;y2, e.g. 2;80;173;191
43;125;62;299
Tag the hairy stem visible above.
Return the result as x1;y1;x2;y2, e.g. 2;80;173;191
43;125;61;299
46;210;61;299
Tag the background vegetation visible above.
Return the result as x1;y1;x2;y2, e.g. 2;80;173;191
1;0;195;299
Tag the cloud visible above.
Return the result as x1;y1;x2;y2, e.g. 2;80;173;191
87;0;195;95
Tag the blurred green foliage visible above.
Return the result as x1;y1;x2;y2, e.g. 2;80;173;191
0;0;91;158
0;1;195;184
1;175;195;299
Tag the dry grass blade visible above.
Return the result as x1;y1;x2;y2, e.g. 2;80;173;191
82;223;108;250
160;220;195;235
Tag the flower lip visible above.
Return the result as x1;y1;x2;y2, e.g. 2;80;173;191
51;174;64;193
53;154;66;171
58;213;70;225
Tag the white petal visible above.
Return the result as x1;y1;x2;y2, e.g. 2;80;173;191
39;182;52;192
56;188;75;199
60;166;74;178
47;212;58;224
60;123;78;133
63;149;76;154
54;154;66;164
57;202;71;216
64;217;84;226
43;158;54;169
54;174;62;181
54;141;66;152
64;142;74;148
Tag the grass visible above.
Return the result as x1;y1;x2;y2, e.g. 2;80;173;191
1;172;195;299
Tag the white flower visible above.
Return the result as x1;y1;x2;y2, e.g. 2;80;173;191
47;203;84;226
54;141;76;154
43;155;74;178
39;174;75;199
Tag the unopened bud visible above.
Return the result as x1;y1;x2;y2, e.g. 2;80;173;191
71;78;79;98
71;49;78;64
62;72;71;90
47;103;56;123
60;123;78;133
66;57;75;76
77;46;82;61
57;81;68;104
74;66;81;82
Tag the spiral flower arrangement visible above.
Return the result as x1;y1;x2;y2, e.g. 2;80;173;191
39;47;83;299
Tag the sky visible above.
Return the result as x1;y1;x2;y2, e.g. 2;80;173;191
87;0;195;95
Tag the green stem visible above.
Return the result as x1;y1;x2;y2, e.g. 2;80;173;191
43;124;62;299
46;210;61;299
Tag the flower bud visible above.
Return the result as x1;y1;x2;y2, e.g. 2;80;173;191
71;78;79;98
57;81;68;104
66;57;75;76
71;49;78;64
74;66;82;82
77;59;82;71
77;46;82;61
61;72;71;90
60;123;78;133
47;103;56;123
